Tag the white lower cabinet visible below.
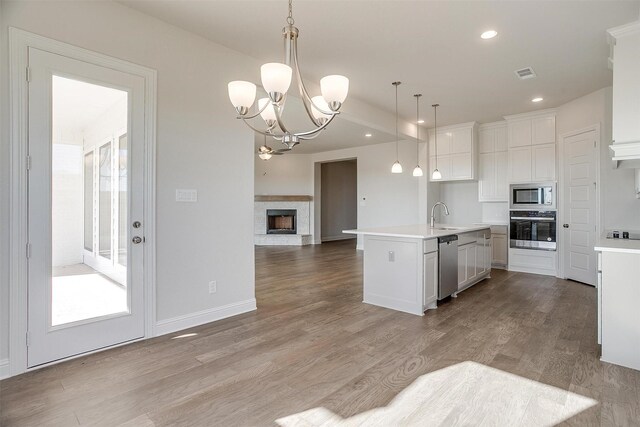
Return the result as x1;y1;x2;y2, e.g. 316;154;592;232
457;229;491;292
490;225;508;268
423;251;438;310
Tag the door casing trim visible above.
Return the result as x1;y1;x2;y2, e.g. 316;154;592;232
8;28;157;377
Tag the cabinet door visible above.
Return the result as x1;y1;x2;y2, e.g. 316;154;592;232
477;238;486;275
495;151;508;200
495;125;508;152
424;252;438;308
532;143;556;181
451;127;472;154
491;235;508;265
467;244;477;283
532;116;556;145
450;153;473;180
436;131;451;155
479;128;494;154
478;152;496;201
458;246;467;288
508;120;531;148
508;146;532;183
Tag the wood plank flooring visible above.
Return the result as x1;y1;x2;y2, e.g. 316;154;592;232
2;240;639;426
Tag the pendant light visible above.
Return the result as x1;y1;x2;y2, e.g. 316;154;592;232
412;94;424;177
391;81;403;174
431;103;442;180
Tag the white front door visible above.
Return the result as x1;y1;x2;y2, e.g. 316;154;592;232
563;129;598;286
27;47;146;367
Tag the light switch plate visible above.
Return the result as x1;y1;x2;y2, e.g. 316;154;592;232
176;189;197;202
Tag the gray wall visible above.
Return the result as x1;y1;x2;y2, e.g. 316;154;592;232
320;160;357;241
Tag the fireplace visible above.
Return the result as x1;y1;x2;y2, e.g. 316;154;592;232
266;209;297;234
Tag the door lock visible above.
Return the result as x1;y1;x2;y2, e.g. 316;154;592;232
132;221;142;228
132;236;143;244
563;224;569;228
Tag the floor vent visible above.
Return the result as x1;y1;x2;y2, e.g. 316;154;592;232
514;67;537;80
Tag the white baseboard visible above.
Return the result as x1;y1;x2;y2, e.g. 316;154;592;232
0;358;10;380
356;243;364;251
155;299;257;337
321;235;356;242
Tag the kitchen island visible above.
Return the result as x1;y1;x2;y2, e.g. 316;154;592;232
343;224;492;316
594;234;640;371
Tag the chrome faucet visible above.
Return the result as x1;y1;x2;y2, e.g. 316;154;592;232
430;202;450;227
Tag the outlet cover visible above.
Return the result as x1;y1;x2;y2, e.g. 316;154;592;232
208;281;217;294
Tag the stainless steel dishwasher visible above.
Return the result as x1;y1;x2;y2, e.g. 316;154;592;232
438;235;458;299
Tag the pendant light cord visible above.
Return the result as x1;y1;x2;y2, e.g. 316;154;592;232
415;94;421;159
393;82;401;160
287;0;295;25
433;104;439;168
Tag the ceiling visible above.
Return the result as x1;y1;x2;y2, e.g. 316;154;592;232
120;0;639;152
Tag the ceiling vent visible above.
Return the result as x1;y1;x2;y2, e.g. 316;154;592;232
514;67;537;80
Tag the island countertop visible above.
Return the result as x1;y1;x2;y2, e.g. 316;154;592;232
594;234;640;254
342;224;491;239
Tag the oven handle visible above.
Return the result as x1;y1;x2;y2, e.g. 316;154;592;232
510;217;555;221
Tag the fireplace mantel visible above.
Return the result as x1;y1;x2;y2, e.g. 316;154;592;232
254;195;313;202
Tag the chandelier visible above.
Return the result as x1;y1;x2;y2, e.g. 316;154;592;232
227;0;349;155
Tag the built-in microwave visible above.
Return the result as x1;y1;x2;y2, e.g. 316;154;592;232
509;182;556;210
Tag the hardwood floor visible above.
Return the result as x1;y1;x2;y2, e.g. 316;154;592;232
2;239;639;426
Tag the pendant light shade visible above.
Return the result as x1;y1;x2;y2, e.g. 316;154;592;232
413;93;423;178
260;63;293;99
391;81;403;174
431;103;442;180
392;161;403;174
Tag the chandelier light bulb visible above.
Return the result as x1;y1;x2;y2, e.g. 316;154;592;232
259;152;273;160
320;75;349;109
227;81;257;112
261;63;293;98
413;165;423;177
258;98;278;125
311;96;332;123
431;168;442;180
391;161;403;174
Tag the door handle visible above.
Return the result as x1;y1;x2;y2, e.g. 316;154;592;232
563;224;569;228
132;236;143;244
132;221;142;228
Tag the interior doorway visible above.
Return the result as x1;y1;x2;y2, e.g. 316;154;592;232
319;160;358;242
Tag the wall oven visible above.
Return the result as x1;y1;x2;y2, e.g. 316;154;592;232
510;210;557;251
509;182;556;210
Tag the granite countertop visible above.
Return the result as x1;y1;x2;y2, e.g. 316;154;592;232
594;234;640;254
342;224;491;239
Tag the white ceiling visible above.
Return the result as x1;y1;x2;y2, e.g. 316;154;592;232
120;0;639;152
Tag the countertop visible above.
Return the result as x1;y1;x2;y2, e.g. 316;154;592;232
594;234;640;254
342;224;491;240
474;221;509;227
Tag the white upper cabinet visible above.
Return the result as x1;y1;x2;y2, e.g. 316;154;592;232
505;109;557;183
478;121;508;201
429;122;478;182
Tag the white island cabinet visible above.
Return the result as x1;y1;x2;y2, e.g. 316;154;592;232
343;225;491;316
595;237;640;371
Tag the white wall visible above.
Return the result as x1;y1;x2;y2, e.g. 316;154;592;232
1;0;259;364
254;153;313;196
557;86;640;231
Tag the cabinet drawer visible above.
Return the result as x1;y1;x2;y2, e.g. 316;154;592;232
423;239;438;254
490;225;507;235
458;232;477;246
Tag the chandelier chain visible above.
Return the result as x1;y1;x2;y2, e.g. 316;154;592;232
287;0;295;25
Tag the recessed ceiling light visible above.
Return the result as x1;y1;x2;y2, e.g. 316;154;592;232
531;97;543;103
417;119;425;124
365;133;372;137
481;30;497;40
